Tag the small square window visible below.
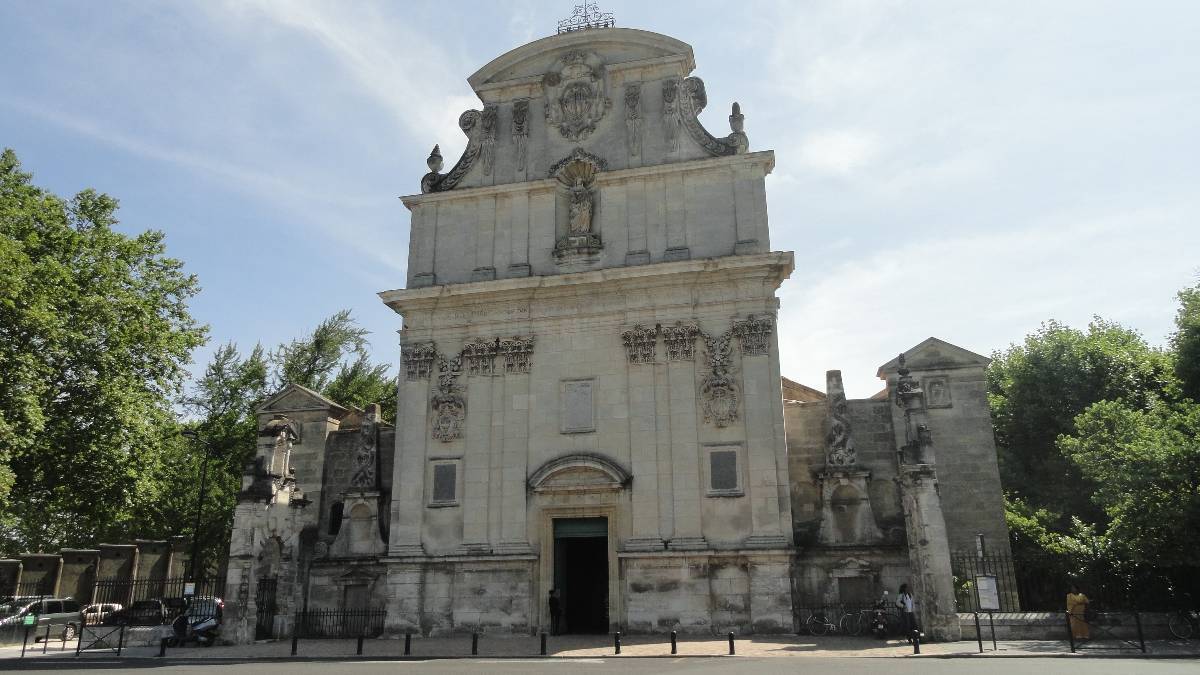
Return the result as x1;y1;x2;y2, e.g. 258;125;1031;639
705;446;743;496
430;462;458;505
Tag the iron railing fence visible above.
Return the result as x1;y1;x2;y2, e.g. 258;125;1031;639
295;608;387;638
951;552;1200;612
91;576;226;606
0;580;56;601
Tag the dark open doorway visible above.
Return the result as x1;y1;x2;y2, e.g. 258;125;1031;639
552;517;609;634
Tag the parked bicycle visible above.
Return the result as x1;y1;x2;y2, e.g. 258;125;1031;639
806;611;839;636
1169;608;1198;640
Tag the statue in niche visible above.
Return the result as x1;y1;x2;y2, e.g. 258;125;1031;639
549;148;607;259
568;178;594;234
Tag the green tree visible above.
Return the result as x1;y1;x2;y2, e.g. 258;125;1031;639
987;318;1175;527
0;149;206;553
1173;280;1200;402
270;309;395;415
1059;399;1200;568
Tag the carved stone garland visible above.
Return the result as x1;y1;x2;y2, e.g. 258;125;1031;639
480;104;498;176
732;314;773;356
621;324;657;363
662;321;699;361
350;404;379;488
662;79;680;152
699;327;739;427
431;354;466;442
411;338;535;442
825;373;856;468
512;99;529;173
624;83;642;157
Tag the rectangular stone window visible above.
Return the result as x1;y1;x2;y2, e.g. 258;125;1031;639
705;446;743;496
430;461;458;506
560;378;595;433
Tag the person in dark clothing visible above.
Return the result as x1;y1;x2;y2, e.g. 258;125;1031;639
548;589;562;635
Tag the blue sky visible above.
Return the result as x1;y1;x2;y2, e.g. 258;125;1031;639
2;1;1197;397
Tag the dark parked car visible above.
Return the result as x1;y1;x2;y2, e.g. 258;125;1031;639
0;597;83;640
104;599;168;627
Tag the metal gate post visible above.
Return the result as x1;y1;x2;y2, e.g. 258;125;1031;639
974;612;983;653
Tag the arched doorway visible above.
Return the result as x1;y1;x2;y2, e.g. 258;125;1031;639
529;453;630;635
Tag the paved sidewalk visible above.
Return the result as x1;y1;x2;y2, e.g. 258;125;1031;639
3;634;1199;661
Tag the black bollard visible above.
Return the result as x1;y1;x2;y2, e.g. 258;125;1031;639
404;632;412;656
472;632;478;656
670;630;677;655
974;613;983;653
911;629;920;654
116;625;125;657
614;631;621;655
1135;612;1146;654
42;623;51;654
20;624;30;658
728;632;735;655
357;635;364;655
158;637;168;657
291;633;299;656
540;632;547;656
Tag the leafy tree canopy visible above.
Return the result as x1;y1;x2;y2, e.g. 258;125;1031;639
0;148;206;552
987;318;1175;526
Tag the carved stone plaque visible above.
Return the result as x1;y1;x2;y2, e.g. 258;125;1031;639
561;379;595;433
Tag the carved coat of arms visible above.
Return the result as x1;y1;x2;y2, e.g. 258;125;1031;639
544;51;610;142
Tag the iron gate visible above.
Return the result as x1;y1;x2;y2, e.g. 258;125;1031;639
255;577;278;640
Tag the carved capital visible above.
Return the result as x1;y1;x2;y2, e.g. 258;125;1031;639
402;342;438;380
732;314;773;356
621;323;658;363
499;336;535;374
662;321;699;361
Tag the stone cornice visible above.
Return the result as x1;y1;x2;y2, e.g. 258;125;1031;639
400;150;775;209
378;251;794;315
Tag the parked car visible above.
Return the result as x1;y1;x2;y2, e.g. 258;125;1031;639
81;603;123;626
0;597;83;641
104;599;168;627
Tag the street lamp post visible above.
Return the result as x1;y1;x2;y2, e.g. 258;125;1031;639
181;430;215;582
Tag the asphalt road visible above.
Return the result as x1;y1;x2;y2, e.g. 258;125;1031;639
3;658;1199;674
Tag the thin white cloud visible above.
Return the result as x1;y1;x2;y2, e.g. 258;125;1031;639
778;199;1200;398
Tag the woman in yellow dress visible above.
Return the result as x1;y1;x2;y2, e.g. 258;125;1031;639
1067;584;1090;640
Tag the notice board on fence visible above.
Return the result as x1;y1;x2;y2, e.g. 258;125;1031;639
975;575;1000;611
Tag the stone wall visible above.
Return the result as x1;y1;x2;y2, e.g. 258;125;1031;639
0;538;188;603
785;399;906;546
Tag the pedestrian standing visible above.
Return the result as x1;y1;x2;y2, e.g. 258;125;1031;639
1067;584;1090;640
897;583;917;642
548;589;562;635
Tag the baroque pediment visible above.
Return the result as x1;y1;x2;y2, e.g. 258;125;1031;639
257;383;347;415
876;337;991;377
468;28;693;88
528;453;632;493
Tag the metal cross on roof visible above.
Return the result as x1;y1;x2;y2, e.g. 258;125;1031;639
557;2;615;34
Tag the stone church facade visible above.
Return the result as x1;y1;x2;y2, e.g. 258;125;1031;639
223;28;1009;643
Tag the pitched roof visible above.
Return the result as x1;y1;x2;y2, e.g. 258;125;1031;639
876;337;991;378
257;382;348;416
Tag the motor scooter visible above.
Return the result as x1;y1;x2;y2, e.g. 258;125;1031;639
871;591;890;639
169;605;221;647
